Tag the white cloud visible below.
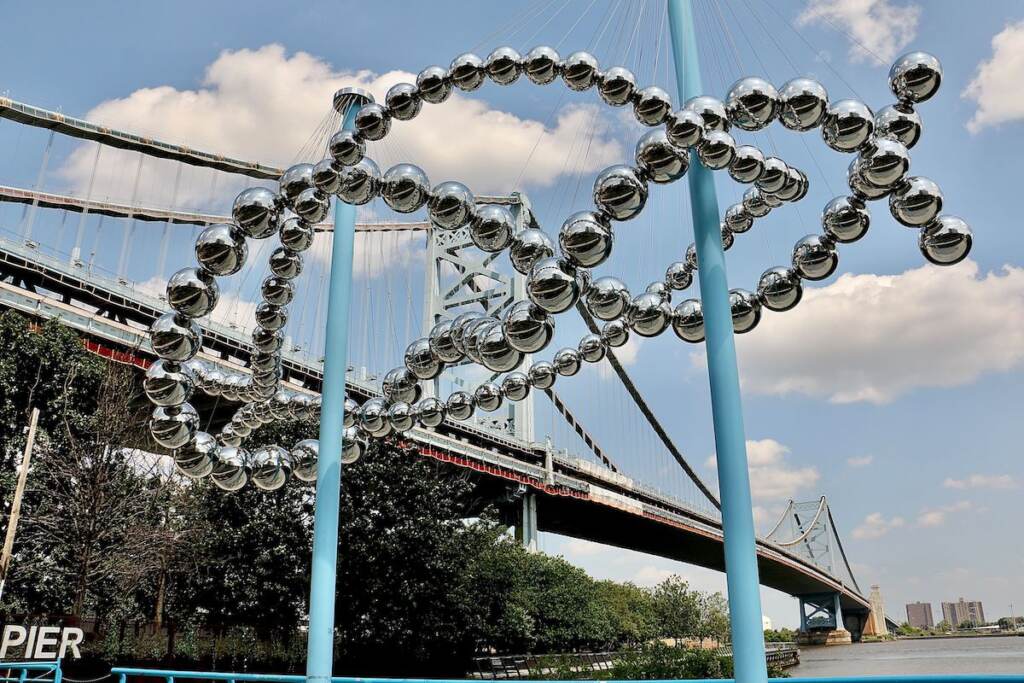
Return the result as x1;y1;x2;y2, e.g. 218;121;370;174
563;538;613;558
798;0;921;65
691;262;1024;404
705;438;819;503
943;474;1018;490
598;337;642;380
964;21;1024;133
917;500;972;528
57;44;623;208
847;455;874;467
633;566;678;586
138;276;258;330
852;512;905;540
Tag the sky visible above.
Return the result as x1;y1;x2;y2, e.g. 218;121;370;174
1;0;1023;630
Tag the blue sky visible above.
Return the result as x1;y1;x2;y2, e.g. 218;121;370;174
1;0;1023;629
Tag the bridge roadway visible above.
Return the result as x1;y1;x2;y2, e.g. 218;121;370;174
0;235;873;621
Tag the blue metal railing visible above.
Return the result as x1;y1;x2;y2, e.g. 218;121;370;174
0;660;62;683
109;667;1024;683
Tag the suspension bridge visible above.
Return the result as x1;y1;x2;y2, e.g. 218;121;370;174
0;92;894;642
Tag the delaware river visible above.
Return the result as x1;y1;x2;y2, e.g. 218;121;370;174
791;636;1024;677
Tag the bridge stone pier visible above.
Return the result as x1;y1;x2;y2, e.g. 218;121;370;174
796;592;853;645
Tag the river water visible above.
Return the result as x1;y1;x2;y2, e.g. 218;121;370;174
791;636;1024;677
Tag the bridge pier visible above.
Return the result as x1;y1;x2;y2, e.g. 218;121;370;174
514;490;538;552
796;592;852;645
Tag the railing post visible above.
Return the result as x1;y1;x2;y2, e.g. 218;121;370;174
666;2;768;682
305;87;372;683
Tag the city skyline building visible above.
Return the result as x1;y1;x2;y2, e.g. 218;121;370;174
942;597;986;627
906;601;935;629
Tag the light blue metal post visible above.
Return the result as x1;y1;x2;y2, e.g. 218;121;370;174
666;2;768;681
305;88;372;683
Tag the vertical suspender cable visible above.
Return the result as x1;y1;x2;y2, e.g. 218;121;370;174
116;154;145;280
69;142;102;261
666;2;767;681
22;131;56;242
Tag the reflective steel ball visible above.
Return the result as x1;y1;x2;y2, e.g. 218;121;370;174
586;276;630;320
233;187;280;239
742;187;772;218
470;204;515;253
859;138;910;189
167;267;218;319
150;403;199;450
291;439;319;482
510;228;556;275
328;129;365;167
562;51;599;91
729;288;762;334
724;203;753;234
195;223;247;276
269;247;303;279
429;319;463;362
501;372;531;402
527;257;581;314
697;130;736;170
579;333;606;363
474;382;503;412
485;46;522;85
665;261;693;291
388;401;415;433
478;326;523;373
503;301;555;353
634;86;673;126
211;446;249;491
553;347;582;376
729;145;766;184
559;211;614;267
628;292;672;337
727;77;779;131
337;158;381;205
778;78;829;131
381;163;431;214
597;66;636;106
428;181;475;230
404;338;442;380
151;313;202;362
279;217;314;252
450;53;486;91
144;360;194;407
919;215;971;266
666;108;705;148
415;397;446;428
385;82;422;121
341;426;363;465
889;51;942;103
279;164;315;206
312;158;340;195
685;96;730;132
446;391;475;421
889;176;943;227
822;196;871;243
601;319;629;348
354;103;391;141
360;397;392;437
792;234;839;281
382;366;421;403
874;104;922;149
593;165;648;221
672;299;704;343
635;129;689;184
417;65;452;103
293;187;329;223
527;360;556;389
524;45;560;85
251;445;292;491
822;99;874;152
757;266;803;312
175;430;217;479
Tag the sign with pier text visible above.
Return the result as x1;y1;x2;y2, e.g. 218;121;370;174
0;624;84;659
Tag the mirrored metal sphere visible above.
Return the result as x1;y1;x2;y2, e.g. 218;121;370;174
597;66;636;106
729;288;762;334
559;211;613;267
385;82;422;121
919;215;971;266
463;317;500;365
721;224;735;252
859;138;910;189
527;360;556;389
646;280;670;302
742;187;772;218
822;196;871;243
415;397;446;428
167;267;218;319
446;391;475;421
685;96;730;132
578;333;606;363
195;223;247;276
417;65;452;103
250;350;281;373
889;176;943;227
756;157;789;194
404;338;442;380
428;181;475;230
449;312;485;355
793;234;839;281
485;46;522;85
474;382;503;412
778;78;829;131
211;446;249;491
757;266;803;312
279;217;315;252
628;292;672;337
360;397;392;437
354;103;390;141
232;187;280;239
388;401;415;432
341;426;364;465
562;51;599;91
697;130;736;170
847;158;891;200
773;167;808;202
382;366;421;403
727;77;779;131
665;261;693;291
449;53;486;91
269;247;303;279
144;360;193;407
261;276;294;308
874;104;922;148
429;319;463;363
279;164;315;206
503;301;555;353
553;347;582;376
312;158;340;195
290;439;319;482
150;403;199;450
666;108;705;148
380;163;430;214
510;228;556;275
337;158;381;205
724;203;753;234
252;327;283;354
501;372;531;402
524;45;560;85
601;318;629;347
342;397;358;428
729;145;766;184
889;51;942;103
527;257;581;314
822;99;874;152
586;276;630;320
255;302;287;332
294;187;329;223
479;326;523;373
672;299;704;343
268;391;292;421
151;313;202;362
470;204;515;253
635;129;689;184
174;430;217;479
634;86;673;126
328;129;365;167
593;165;648;221
685;242;698;270
251;445;292;491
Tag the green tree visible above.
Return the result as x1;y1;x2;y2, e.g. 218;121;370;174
651;575;700;643
694;592;730;645
594;580;657;647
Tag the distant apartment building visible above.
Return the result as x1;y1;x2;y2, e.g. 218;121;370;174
906;601;934;629
941;597;986;627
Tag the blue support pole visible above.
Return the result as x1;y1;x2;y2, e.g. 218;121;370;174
305;89;371;683
665;2;768;681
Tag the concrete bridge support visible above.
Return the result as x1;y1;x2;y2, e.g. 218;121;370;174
796;592;852;645
514;490;538;552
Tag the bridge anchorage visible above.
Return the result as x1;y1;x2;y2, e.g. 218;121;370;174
0;4;971;679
